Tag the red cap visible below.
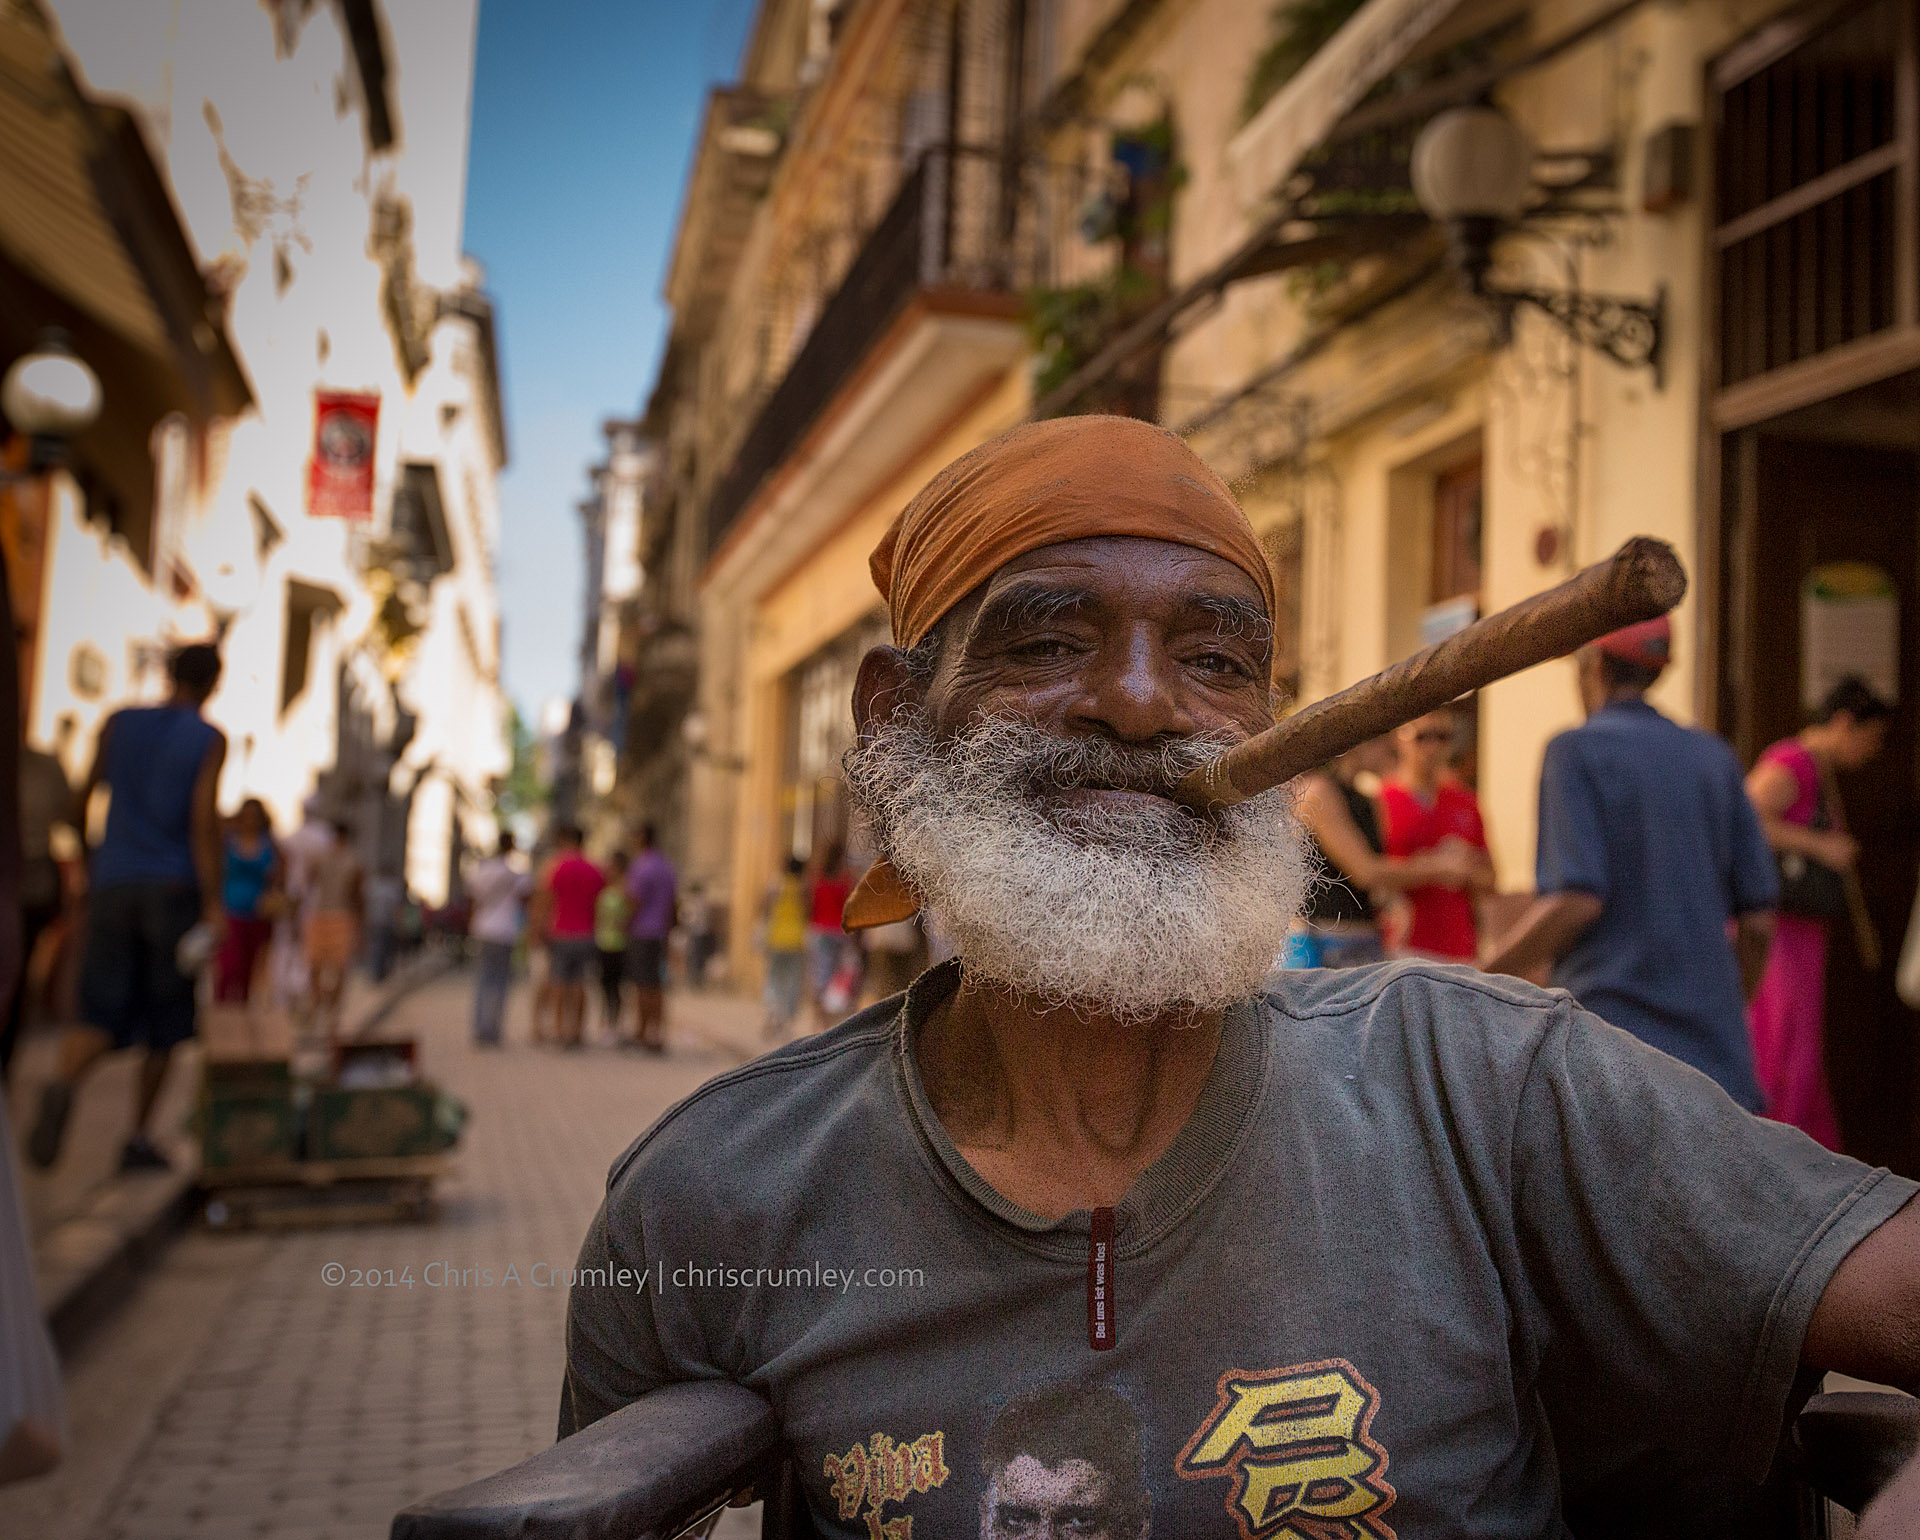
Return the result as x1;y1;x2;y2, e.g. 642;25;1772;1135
1595;615;1672;669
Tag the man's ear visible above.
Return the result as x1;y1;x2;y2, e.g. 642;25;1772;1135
853;645;919;742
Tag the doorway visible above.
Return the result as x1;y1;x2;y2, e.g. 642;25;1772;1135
1720;371;1920;1173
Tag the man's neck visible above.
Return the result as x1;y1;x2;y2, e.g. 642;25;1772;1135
164;690;203;715
916;978;1223;1221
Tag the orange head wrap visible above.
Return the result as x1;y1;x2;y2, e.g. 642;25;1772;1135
845;416;1274;930
870;415;1275;645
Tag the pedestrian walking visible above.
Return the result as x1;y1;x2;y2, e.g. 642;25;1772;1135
301;821;363;1040
623;824;676;1052
594;849;631;1037
1483;619;1781;1109
29;643;227;1172
539;824;602;1049
761;855;808;1038
1286;735;1480;969
803;843;861;1019
3;735;73;1081
680;881;715;987
212;798;279;1006
1745;675;1893;1147
361;869;405;982
1378;710;1493;960
467;831;526;1048
270;794;332;1011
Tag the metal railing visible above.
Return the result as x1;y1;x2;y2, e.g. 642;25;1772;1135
704;143;1082;555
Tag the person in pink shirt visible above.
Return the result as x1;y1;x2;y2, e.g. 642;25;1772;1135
1746;676;1892;1148
539;824;605;1049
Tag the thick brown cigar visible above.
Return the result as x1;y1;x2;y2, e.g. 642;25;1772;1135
1174;536;1687;811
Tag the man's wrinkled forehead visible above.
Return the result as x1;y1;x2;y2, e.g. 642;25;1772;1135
950;536;1272;647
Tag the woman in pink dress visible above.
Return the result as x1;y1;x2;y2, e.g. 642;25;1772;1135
1744;676;1891;1148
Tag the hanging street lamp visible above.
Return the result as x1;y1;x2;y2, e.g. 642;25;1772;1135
1;328;104;475
1411;105;1665;386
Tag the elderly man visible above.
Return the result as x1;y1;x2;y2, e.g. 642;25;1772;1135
561;417;1920;1538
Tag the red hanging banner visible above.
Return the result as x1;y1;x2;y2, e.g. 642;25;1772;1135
306;391;380;519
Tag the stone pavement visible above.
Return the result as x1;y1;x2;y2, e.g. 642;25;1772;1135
1;970;777;1540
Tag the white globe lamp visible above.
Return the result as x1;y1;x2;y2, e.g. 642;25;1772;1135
2;329;102;447
1411;106;1534;292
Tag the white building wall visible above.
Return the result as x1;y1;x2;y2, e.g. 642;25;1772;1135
42;0;507;876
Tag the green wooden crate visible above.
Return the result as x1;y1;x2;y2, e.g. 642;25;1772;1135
307;1085;464;1161
199;1061;297;1170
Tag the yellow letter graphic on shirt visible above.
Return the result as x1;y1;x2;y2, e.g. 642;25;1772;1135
824;1430;949;1538
1176;1360;1396;1540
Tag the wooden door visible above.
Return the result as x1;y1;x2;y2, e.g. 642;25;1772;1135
1740;434;1920;1173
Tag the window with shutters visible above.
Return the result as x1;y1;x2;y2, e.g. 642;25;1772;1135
1713;0;1918;397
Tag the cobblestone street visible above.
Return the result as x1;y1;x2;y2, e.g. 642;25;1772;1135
1;971;772;1540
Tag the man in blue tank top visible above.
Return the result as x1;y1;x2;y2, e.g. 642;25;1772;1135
28;644;227;1172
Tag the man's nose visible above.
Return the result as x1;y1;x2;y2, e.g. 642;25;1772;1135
1067;625;1197;742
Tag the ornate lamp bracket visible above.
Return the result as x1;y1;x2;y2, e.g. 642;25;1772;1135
1493;283;1666;388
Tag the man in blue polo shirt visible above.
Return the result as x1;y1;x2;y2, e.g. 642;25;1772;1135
1483;617;1779;1107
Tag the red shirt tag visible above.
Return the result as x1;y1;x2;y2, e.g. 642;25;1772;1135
1087;1206;1115;1351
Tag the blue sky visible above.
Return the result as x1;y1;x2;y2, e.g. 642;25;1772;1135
464;0;756;720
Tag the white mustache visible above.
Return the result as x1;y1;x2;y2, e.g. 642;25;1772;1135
844;711;1308;1022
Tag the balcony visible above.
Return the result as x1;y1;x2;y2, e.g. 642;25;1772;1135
705;144;1071;558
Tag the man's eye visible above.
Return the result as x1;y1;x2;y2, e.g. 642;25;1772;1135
1193;652;1250;677
1012;637;1075;660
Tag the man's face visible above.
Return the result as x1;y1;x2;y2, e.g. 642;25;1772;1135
846;536;1308;1021
981;1454;1146;1540
914;535;1275;753
1397;712;1454;778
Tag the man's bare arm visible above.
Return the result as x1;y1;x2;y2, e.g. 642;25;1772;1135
1803;1196;1920;1389
73;713;112;856
1297;775;1476;894
190;732;228;926
1481;890;1604;979
1804;1196;1920;1538
1734;911;1776;1001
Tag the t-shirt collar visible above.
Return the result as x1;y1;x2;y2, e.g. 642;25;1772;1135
891;958;1271;1259
1596;695;1662;718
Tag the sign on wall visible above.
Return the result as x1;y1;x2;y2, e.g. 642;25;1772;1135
306;391;380;519
1802;561;1899;710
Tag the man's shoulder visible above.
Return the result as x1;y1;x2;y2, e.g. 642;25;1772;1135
1556;706;1735;769
1263;960;1568;1072
603;999;904;1196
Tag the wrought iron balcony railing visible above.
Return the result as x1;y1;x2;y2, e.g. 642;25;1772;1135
704;143;1074;555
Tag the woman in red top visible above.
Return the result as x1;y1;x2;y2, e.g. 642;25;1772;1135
1379;710;1495;960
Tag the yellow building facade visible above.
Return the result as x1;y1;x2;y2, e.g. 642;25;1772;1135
646;0;1920;1167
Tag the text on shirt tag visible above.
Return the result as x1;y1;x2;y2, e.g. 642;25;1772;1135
1087;1206;1115;1351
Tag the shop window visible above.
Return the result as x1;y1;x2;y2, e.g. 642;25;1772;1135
781;614;890;864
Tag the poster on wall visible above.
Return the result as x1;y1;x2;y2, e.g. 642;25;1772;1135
1801;561;1899;710
305;391;379;519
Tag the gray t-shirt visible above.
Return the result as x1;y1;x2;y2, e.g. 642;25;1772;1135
562;960;1914;1538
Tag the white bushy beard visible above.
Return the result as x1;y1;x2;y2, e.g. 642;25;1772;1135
844;709;1310;1022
